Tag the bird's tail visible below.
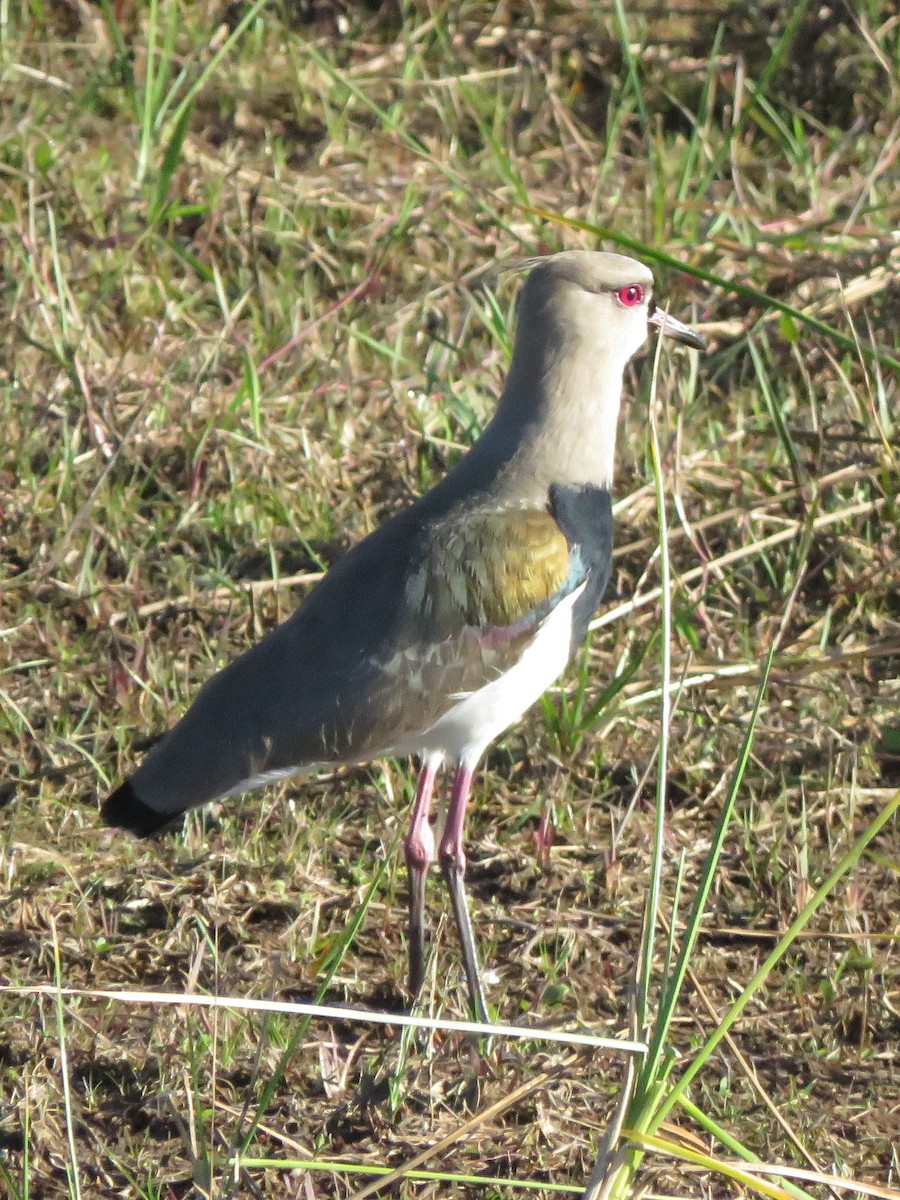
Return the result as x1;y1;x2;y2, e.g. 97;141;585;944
102;780;175;836
100;638;291;836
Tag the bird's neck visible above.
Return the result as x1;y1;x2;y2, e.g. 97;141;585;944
416;335;630;520
486;335;628;500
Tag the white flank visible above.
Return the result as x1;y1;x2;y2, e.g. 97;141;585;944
391;582;586;763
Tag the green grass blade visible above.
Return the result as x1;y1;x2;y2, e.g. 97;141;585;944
747;334;804;491
524;209;900;371
148;100;192;224
632;644;776;1113
652;787;900;1129
165;0;272;139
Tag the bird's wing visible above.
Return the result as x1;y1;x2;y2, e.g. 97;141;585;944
108;501;588;825
339;501;585;753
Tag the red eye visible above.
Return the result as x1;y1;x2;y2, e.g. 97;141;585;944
615;284;645;307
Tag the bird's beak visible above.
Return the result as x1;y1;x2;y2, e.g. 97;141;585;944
648;306;706;350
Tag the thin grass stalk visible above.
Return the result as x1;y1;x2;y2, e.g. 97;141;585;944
0;1160;22;1200
748;334;804;490
165;0;271;143
660;850;687;1010
0;1079;29;1199
636;309;674;1031
146;3;182;146
137;0;159;184
583;331;675;1200
676;23;724;218
209;923;221;1195
622;1130;798;1200
723;1163;900;1200
580;1054;639;1200
628;1127;900;1200
3;984;646;1053
50;918;82;1200
237;1158;582;1193
612;0;649;129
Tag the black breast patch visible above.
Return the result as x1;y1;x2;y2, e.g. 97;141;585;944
549;483;614;650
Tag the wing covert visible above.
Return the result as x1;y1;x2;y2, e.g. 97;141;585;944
405;502;580;639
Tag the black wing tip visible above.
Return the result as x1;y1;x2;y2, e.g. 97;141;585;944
101;781;173;837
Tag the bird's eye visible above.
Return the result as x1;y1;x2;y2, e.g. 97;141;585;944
615;284;645;307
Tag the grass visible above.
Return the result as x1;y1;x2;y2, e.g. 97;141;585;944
1;0;899;1196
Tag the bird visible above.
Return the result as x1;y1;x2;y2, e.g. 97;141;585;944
102;250;705;1023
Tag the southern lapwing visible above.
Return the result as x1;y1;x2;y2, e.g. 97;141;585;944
102;250;704;1022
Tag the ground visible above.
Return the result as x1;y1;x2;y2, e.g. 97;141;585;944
0;1;898;1198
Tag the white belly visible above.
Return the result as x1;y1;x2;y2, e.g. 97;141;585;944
392;583;584;764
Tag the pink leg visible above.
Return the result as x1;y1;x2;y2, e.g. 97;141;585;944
405;754;441;1000
439;756;489;1023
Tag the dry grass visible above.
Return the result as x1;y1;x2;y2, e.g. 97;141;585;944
1;1;898;1197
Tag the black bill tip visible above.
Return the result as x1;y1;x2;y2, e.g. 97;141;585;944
649;306;706;350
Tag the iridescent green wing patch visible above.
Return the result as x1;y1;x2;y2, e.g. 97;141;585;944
407;503;575;636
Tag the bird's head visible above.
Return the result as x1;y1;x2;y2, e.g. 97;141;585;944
478;249;705;494
513;250;705;368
